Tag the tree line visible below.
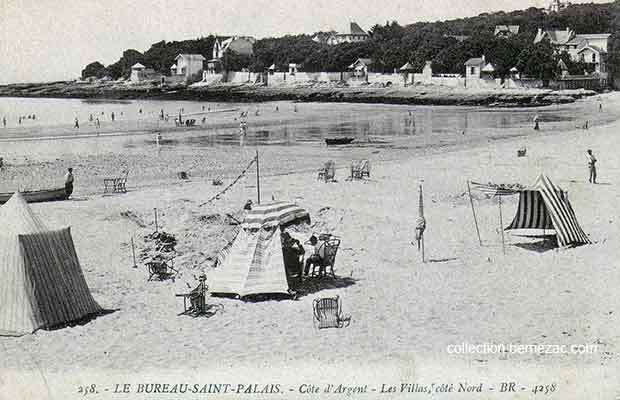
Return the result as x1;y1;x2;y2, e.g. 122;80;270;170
82;1;620;82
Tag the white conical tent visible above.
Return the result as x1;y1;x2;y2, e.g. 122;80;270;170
210;202;309;297
0;193;103;336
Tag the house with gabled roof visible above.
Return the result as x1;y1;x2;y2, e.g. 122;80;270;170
312;22;369;45
494;25;519;37
212;36;255;60
534;28;610;74
170;54;206;80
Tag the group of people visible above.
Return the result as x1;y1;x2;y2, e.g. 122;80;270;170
281;232;329;283
4;114;38;126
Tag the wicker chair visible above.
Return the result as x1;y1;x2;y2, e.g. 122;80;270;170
312;295;351;329
317;161;335;182
351;160;370;179
310;238;341;278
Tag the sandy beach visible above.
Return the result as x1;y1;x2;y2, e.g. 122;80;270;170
2;93;620;399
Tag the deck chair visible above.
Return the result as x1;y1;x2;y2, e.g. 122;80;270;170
176;275;208;316
317;161;335;182
115;170;129;192
103;170;129;193
351;159;370;179
311;238;341;278
146;252;178;281
312;295;350;329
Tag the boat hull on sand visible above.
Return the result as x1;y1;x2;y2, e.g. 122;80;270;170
0;188;68;204
325;137;355;145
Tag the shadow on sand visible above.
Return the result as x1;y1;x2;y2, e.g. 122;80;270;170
44;308;117;332
511;237;558;253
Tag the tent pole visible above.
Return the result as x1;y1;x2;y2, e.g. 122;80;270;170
256;150;260;205
467;180;482;246
131;237;137;268
498;196;505;254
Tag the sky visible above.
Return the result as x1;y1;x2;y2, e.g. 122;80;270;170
0;0;611;84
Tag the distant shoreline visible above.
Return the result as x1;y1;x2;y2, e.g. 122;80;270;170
0;80;602;107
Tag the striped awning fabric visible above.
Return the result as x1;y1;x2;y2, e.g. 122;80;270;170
506;190;554;230
242;202;310;229
505;174;590;246
470;181;524;196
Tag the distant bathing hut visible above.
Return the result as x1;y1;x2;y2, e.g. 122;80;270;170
399;62;415;86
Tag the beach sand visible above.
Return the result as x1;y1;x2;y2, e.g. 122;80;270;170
1;94;620;399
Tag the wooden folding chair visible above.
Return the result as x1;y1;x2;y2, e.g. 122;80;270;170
146;252;178;281
176;275;208;316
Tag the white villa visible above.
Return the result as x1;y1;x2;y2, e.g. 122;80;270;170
170;54;206;79
312;22;369;45
533;28;610;74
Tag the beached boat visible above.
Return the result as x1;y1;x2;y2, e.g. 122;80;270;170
0;188;68;204
325;137;355;145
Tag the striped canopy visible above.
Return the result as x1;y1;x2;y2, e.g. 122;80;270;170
505;174;590;247
242;202;310;230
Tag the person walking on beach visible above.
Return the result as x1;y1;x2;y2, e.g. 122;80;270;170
533;114;540;130
587;149;597;184
111;111;115;121
2;116;5;127
64;168;75;198
599;102;603;112
89;114;93;122
18;116;22;124
74;117;79;129
95;117;100;129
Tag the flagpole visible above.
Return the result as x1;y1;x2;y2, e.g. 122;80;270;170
467;180;482;246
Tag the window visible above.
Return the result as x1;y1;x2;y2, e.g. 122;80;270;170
592;53;596;63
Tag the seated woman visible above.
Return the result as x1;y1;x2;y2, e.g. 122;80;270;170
304;235;326;277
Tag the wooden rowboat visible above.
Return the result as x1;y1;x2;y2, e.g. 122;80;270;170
325;137;355;145
0;188;68;204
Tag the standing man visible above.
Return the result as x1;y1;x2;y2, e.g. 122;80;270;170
74;117;79;129
111;111;115;121
65;168;75;198
587;149;597;184
2;116;6;127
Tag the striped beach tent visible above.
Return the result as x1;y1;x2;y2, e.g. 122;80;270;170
0;193;103;336
505;174;590;247
210;202;309;297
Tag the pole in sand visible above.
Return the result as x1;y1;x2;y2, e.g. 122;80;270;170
154;208;158;233
256;150;260;205
467;180;483;246
416;183;426;263
131;237;137;268
498;195;505;254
